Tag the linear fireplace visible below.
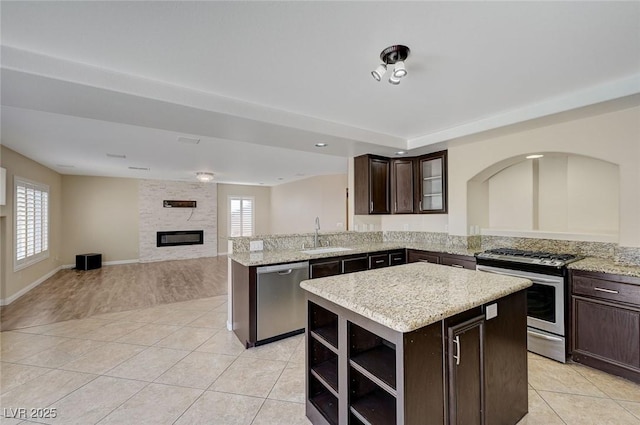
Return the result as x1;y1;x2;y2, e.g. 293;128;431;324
157;230;204;247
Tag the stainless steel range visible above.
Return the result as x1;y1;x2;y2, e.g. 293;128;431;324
475;248;582;363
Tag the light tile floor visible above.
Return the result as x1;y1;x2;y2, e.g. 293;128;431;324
1;296;639;424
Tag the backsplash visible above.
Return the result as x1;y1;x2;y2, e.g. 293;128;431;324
615;246;640;266
230;231;383;253
229;231;639;266
480;236;616;259
383;231;481;250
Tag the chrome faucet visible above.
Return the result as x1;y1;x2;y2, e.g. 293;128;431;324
314;216;320;248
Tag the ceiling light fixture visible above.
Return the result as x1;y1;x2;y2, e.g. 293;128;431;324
526;154;544;159
196;172;215;182
395;151;407;155
315;143;328;147
371;45;411;85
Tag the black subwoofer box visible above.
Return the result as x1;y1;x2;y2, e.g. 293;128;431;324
76;253;102;270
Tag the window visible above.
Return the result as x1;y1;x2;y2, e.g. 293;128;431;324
229;196;254;237
15;177;49;270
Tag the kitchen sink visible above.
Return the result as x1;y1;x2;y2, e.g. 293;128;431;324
300;247;353;255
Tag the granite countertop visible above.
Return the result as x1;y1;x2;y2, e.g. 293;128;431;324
568;257;640;278
300;262;532;333
228;242;478;267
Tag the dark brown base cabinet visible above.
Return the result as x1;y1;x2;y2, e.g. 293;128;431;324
310;250;406;279
407;249;476;270
571;270;640;384
305;291;528;425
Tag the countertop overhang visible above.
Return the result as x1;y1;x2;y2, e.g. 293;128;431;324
300;262;532;333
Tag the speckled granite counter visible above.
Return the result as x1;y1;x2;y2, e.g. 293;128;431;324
568;257;640;278
300;262;532;332
229;242;478;267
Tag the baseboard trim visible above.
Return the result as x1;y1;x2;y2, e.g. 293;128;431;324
0;266;62;306
104;259;140;266
61;259;140;269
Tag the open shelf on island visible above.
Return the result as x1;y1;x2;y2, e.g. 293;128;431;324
310;374;339;425
311;356;338;394
309;302;338;350
348;322;397;393
349;366;397;425
350;344;396;391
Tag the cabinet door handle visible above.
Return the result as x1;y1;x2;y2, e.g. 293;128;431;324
375;259;385;264
594;287;619;294
419;200;422;210
453;336;461;365
277;269;293;275
370;201;374;212
450;264;464;268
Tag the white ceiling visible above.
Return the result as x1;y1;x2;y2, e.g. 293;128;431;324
1;1;639;185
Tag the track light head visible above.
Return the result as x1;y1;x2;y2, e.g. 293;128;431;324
371;64;387;81
388;75;401;85
393;61;407;78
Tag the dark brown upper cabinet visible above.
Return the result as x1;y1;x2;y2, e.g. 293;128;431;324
416;150;448;214
354;155;390;214
355;151;447;215
391;158;414;214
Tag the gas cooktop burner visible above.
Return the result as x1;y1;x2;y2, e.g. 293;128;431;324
476;248;582;267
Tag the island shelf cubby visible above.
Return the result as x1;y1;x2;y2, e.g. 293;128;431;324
308;301;340;424
349;366;397;425
349;322;397;393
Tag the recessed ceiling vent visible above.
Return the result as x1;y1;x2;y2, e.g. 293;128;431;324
163;200;197;208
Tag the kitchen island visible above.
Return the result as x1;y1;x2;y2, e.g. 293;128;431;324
300;262;532;425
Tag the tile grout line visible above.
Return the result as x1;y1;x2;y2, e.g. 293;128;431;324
532;388;569;425
613;398;640;421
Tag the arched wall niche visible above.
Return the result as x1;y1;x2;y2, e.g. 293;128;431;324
466;152;619;241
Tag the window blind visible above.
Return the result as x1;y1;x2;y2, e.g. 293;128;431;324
229;196;254;237
15;177;49;269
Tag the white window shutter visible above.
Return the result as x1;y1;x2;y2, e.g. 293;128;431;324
229;196;254;237
14;177;50;269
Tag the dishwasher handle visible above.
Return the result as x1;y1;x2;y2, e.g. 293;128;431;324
256;261;309;275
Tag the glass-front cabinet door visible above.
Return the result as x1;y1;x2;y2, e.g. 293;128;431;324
417;150;447;214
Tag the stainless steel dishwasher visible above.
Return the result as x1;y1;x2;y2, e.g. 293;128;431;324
256;261;309;342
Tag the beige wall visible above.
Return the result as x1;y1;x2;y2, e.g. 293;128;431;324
348;105;640;246
452;106;639;245
488;160;534;230
482;155;618;235
270;174;348;235
0;146;62;301
217;183;271;253
61;175;139;264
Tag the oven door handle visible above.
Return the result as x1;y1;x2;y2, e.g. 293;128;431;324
528;330;563;342
475;265;561;284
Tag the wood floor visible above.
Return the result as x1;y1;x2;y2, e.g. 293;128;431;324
0;256;228;331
